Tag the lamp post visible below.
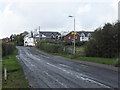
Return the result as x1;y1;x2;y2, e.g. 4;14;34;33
39;26;41;41
68;16;75;54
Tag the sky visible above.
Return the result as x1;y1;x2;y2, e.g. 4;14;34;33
0;0;119;39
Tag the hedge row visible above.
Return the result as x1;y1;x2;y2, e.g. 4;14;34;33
37;40;86;46
36;42;64;54
2;42;16;57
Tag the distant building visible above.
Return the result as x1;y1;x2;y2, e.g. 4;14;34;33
24;33;36;47
34;31;61;40
77;31;93;41
24;31;61;46
62;31;93;42
63;31;80;42
2;37;11;43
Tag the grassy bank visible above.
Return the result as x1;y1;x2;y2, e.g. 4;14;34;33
2;49;29;88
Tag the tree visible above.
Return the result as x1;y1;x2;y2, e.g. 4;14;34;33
85;22;119;58
10;31;28;46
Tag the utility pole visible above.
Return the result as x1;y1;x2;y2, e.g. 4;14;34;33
73;17;75;54
39;26;40;41
68;16;76;54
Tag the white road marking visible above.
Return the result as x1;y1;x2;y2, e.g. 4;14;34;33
40;54;50;59
43;71;68;88
46;62;111;88
59;64;70;68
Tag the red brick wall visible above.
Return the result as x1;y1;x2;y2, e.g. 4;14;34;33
64;32;80;42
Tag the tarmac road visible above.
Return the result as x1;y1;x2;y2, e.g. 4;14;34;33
16;46;118;88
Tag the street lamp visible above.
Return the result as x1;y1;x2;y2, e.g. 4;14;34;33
39;26;41;41
68;15;76;54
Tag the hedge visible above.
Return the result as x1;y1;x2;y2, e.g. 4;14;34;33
2;42;16;57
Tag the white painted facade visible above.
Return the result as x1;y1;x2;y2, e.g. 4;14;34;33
24;35;35;46
80;33;91;41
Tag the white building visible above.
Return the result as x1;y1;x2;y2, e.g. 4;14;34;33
77;31;93;41
24;34;36;46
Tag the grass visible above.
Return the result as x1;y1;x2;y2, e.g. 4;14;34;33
76;46;84;51
52;53;118;66
76;57;117;65
2;49;29;88
37;45;118;66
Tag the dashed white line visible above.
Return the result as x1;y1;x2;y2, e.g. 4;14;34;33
43;71;68;88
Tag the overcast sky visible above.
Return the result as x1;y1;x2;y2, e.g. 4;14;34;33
0;0;119;39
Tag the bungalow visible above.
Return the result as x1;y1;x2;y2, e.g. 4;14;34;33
34;31;61;40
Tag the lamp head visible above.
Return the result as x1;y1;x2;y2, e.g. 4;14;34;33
68;16;73;17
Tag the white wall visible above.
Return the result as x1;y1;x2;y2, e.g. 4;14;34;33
24;37;35;46
80;33;91;41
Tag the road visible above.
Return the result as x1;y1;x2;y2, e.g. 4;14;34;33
16;46;118;88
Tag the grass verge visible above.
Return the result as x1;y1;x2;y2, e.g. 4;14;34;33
2;49;29;88
50;53;118;66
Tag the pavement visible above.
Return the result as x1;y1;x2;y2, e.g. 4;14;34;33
16;46;119;88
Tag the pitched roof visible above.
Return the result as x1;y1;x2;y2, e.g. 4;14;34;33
77;31;93;37
39;31;61;36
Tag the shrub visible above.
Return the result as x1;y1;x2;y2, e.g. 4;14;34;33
85;22;119;58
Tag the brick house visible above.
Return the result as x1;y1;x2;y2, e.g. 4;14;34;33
2;37;11;43
63;31;80;42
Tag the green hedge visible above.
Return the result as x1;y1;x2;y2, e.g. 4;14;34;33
36;41;64;54
2;42;16;57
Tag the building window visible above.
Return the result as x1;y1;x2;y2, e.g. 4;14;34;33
56;36;58;39
75;36;78;39
68;36;71;39
81;33;85;40
87;33;91;40
82;36;84;39
51;35;54;39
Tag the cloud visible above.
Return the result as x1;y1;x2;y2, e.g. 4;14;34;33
77;5;91;14
0;3;26;38
76;2;118;30
0;0;118;38
0;0;115;3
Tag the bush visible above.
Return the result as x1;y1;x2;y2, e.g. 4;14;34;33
85;22;119;58
75;41;86;46
2;42;16;57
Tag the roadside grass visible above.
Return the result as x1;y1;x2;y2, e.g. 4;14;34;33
37;45;118;66
2;49;29;88
76;57;117;65
51;53;118;66
76;46;84;51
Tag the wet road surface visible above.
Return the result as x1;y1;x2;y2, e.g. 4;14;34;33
16;46;118;88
